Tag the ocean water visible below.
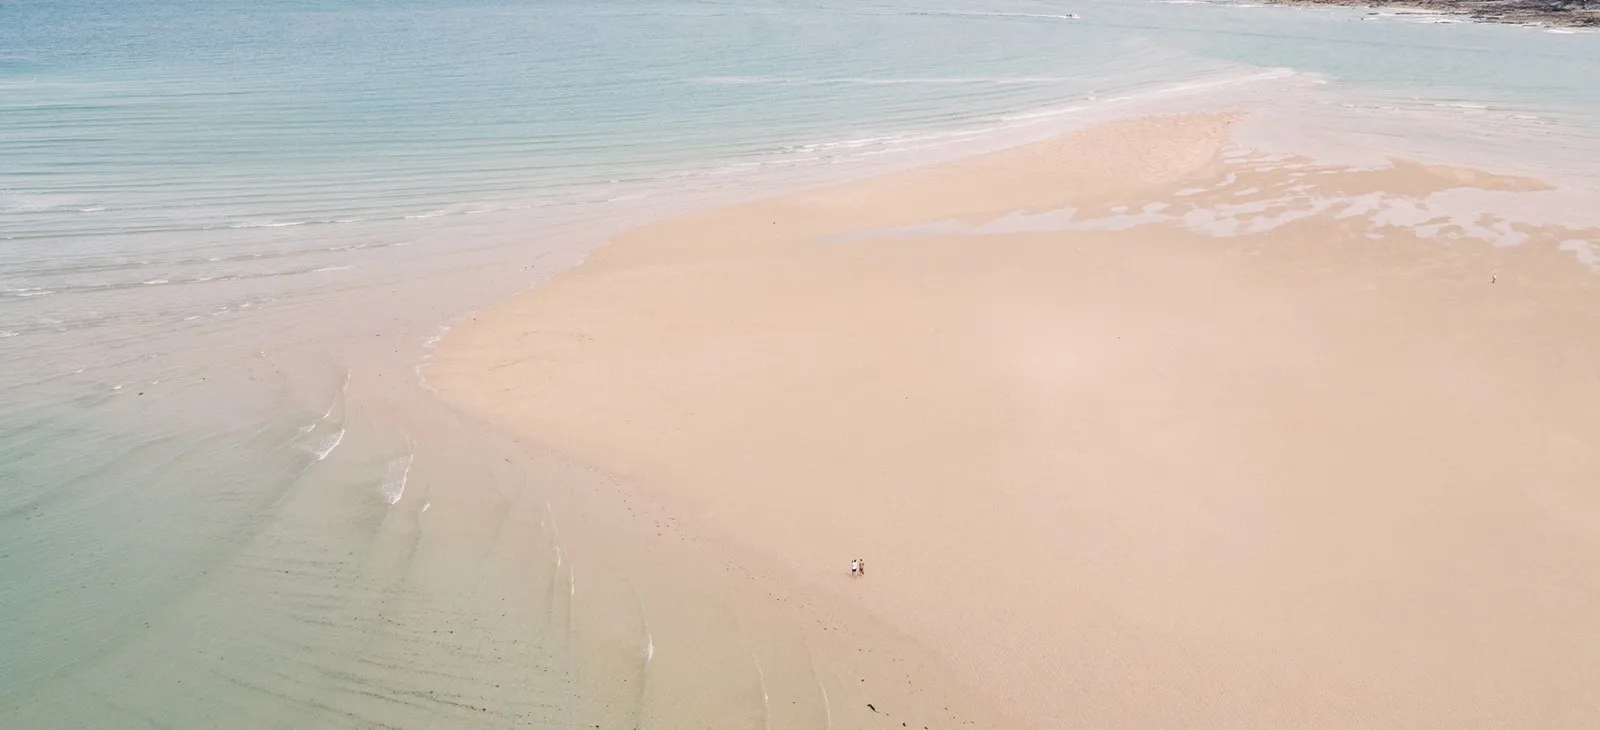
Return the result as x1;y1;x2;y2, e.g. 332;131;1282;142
3;0;1598;726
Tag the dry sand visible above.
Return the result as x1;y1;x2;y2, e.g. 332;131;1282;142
430;112;1600;727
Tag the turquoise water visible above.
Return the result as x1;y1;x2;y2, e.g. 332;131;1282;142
3;0;1598;726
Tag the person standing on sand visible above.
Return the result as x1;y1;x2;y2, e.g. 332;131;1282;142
849;558;860;577
856;558;865;577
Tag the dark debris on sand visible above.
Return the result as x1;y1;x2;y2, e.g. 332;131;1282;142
1269;0;1600;27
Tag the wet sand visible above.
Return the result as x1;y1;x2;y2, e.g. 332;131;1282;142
430;113;1600;727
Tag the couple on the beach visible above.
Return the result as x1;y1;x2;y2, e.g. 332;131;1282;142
849;557;866;577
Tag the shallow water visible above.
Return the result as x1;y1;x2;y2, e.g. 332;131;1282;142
3;0;1598;726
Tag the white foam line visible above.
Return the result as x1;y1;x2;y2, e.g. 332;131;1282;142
694;75;1069;86
421;325;450;350
323;368;348;420
315;428;345;460
819;680;832;730
415;325;455;392
913;10;1079;20
646;632;655;663
1000;67;1297;124
754;655;771;730
382;453;413;504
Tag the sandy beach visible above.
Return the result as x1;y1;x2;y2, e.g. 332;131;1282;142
429;112;1600;727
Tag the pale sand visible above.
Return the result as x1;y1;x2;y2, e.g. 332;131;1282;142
431;113;1600;727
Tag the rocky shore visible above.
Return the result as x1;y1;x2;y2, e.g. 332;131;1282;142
1271;0;1600;27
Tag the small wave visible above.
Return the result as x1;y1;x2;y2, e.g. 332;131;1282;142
5;288;55;298
753;655;770;719
229;220;308;228
906;10;1078;21
141;279;169;285
690;75;1065;86
794;134;901;151
421;324;450;350
325;368;349;419
380;453;414;505
229;217;364;229
404;210;448;220
0;331;17;338
311;265;352;272
995;68;1298;124
313;428;345;461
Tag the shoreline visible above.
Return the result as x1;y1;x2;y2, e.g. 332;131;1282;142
11;1;1600;725
431;111;1600;726
1266;0;1600;28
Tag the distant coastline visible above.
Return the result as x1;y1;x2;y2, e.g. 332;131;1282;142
1270;0;1600;27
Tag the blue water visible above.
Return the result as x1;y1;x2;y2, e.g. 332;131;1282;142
3;0;1598;726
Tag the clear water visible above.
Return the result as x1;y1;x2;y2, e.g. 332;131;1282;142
3;0;1598;726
